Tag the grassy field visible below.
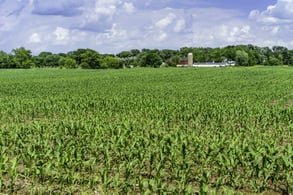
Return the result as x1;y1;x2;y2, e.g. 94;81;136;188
0;67;292;194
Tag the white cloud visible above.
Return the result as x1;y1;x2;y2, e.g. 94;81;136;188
240;25;250;34
72;0;126;32
29;33;41;43
1;0;293;54
266;0;293;19
123;2;135;14
105;24;127;40
156;31;168;41
250;0;293;24
95;2;117;16
247;0;293;48
272;26;280;34
173;19;186;33
54;27;70;44
155;13;176;29
249;10;259;19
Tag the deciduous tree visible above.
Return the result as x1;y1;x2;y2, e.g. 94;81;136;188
0;51;10;68
58;57;77;69
12;47;34;68
235;50;249;66
139;52;163;68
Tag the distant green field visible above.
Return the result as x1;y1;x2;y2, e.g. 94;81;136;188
0;67;292;194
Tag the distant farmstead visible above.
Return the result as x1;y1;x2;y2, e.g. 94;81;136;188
192;60;235;67
177;53;235;67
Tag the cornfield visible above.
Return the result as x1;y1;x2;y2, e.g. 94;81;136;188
0;67;292;194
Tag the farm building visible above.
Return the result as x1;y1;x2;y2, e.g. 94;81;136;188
177;53;235;67
192;60;235;67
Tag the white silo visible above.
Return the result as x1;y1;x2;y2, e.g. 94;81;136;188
188;53;193;66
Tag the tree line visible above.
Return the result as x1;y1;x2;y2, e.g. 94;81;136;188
1;44;293;69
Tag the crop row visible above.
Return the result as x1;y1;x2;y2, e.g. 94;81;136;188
0;67;292;194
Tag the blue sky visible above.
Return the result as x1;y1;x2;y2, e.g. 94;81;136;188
0;0;292;54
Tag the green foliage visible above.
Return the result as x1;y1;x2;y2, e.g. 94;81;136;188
236;50;249;66
12;47;35;68
211;48;225;62
0;68;292;194
101;56;122;69
116;51;132;58
130;49;140;56
80;62;90;69
0;51;11;68
268;56;282;66
33;52;54;67
2;44;293;69
58;57;77;69
80;49;102;69
44;54;60;67
167;55;181;67
139;52;163;67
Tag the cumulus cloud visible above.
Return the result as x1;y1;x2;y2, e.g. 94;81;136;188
265;0;293;19
249;0;293;23
155;13;176;29
54;27;70;43
29;32;41;43
94;0;121;15
247;0;293;48
70;0;125;32
173;19;186;33
216;25;252;43
123;2;135;14
1;0;293;54
156;31;168;41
